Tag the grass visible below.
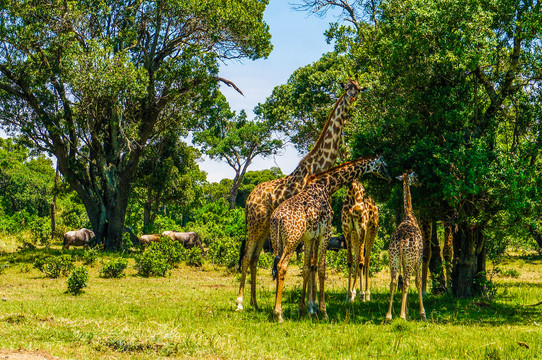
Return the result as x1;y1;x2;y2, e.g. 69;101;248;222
0;240;541;359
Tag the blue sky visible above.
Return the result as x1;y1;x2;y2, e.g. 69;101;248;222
200;2;337;182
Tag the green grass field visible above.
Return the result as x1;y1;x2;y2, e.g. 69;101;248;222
0;239;541;359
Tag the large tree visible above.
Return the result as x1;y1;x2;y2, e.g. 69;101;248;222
193;95;283;208
295;0;542;297
0;0;272;249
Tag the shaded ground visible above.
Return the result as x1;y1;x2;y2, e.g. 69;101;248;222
0;349;58;360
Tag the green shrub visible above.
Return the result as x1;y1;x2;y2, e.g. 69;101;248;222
134;250;172;277
100;258;129;278
33;255;74;278
207;237;240;270
82;248;98;266
258;252;275;269
186;247;203;267
29;218;52;248
502;269;521;278
326;249;349;275
67;266;89;295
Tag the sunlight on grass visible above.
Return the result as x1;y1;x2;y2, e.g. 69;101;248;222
0;242;541;359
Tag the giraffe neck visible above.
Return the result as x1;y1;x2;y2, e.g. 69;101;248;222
290;90;356;179
403;175;415;219
310;157;374;194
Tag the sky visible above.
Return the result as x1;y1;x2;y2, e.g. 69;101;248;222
201;2;337;182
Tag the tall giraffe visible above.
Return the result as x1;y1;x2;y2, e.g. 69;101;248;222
443;220;454;291
270;156;391;322
236;81;364;311
386;171;426;321
342;180;379;302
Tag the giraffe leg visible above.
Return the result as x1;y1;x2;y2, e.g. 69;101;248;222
399;274;410;320
236;221;268;310
298;242;312;316
363;225;377;302
345;231;353;301
386;269;397;321
273;253;294;323
349;240;361;302
421;220;432;296
317;229;332;321
308;242;319;314
416;259;426;320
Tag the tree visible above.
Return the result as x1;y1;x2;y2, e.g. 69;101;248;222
235;167;284;207
296;0;542;297
130;134;206;233
0;0;272;249
193;95;283;208
0;137;55;219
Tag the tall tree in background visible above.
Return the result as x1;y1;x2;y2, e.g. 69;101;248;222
295;0;542;297
131;134;205;233
0;0;272;249
193;95;283;208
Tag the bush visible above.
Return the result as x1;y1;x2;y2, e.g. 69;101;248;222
150;237;186;266
186;247;203;267
29;217;52;248
100;258;129;278
67;266;89;295
34;255;74;278
207;237;240;270
134;250;172;277
326;249;349;275
82;248;99;266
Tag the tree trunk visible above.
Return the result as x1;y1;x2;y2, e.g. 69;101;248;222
143;187;153;233
50;165;59;239
429;219;446;294
452;222;486;298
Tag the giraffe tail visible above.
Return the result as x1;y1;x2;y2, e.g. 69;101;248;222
237;238;247;273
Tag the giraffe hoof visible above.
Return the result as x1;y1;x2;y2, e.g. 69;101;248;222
420;313;427;321
235;304;243;311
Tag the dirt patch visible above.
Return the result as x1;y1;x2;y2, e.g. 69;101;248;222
0;349;59;360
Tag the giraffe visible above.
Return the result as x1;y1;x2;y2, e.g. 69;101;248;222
342;180;379;302
420;219;432;295
386;171;426;321
236;80;364;311
270;156;391;322
442;220;454;291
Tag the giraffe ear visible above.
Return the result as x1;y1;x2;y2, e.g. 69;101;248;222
396;175;403;182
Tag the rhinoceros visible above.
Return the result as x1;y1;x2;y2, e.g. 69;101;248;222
63;228;95;249
139;234;161;246
160;231;205;255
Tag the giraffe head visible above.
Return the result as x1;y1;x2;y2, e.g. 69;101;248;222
367;155;392;182
342;79;366;101
396;171;422;187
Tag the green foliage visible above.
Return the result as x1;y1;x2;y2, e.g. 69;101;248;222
34;255;75;278
0;0;272;250
206;237;240;271
81;249;99;266
193;97;284;207
134;250;172;278
185;248;203;267
0;138;55;219
67;266;89;295
326;249;349;275
29;217;52;248
100;258;129;278
236;167;284;207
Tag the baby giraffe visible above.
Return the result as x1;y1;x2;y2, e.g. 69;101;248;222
270;156;391;323
386;171;426;321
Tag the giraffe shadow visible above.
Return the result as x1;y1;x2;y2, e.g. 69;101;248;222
272;287;541;326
